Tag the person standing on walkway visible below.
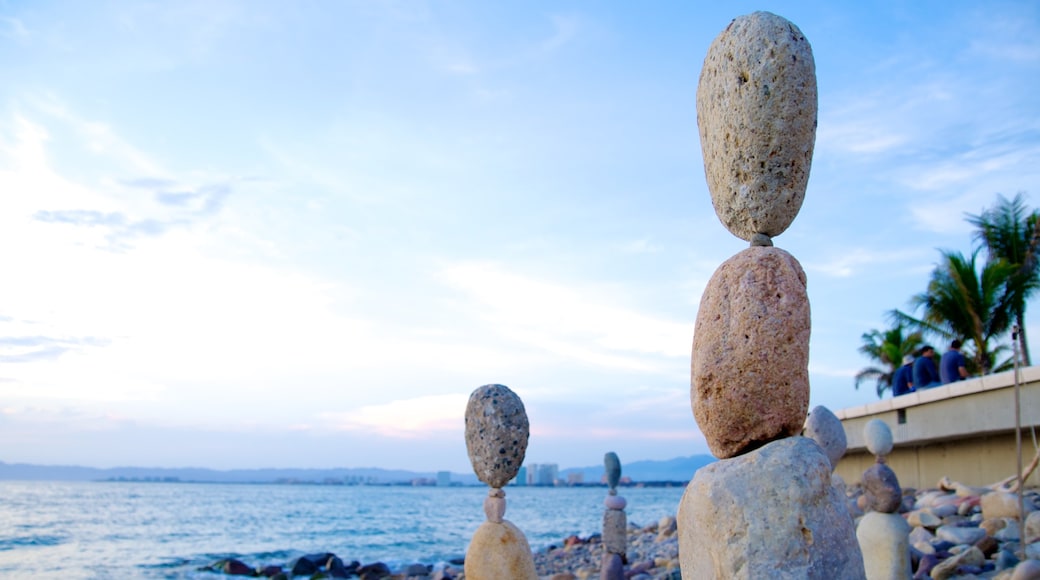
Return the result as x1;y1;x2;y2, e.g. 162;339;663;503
913;345;942;389
940;339;969;384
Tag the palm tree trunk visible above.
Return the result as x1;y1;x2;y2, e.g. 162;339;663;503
1018;311;1032;366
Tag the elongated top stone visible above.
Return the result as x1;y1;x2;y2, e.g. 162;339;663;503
604;452;621;491
464;384;529;489
697;11;817;242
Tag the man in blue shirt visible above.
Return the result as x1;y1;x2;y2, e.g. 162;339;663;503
892;355;914;396
913;345;942;389
940;339;968;383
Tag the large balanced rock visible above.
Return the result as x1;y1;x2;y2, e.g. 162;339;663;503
697;11;817;242
861;463;901;513
863;419;893;458
691;246;810;458
465;520;538;580
856;511;911;580
803;405;846;470
677;437;865;579
464;384;529;488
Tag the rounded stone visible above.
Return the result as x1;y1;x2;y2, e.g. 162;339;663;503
803;405;847;470
604;452;622;490
856;511;912;580
863;418;893;457
604;495;627;510
691;246;810;458
464;520;538;580
862;462;902;513
464;384;529;489
697;11;817;242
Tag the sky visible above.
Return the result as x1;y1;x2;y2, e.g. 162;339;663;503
1;1;1038;473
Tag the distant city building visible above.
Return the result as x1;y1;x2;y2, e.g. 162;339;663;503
436;471;451;487
526;463;539;486
515;466;527;486
566;472;583;485
536;463;558;486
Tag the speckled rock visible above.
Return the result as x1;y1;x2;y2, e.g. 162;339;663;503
464;384;529;489
862;463;901;514
863;419;893;457
804;405;847;470
691;246;810;458
602;509;627;555
697;11;817;242
855;511;911;580
604;452;621;490
677;437;865;579
464;520;538;580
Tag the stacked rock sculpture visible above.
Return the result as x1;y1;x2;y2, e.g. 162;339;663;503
804;405;851;495
601;452;627;580
463;384;538;580
677;11;865;578
856;419;912;580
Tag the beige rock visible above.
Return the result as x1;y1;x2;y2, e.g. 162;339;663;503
691;246;810;458
697;11;817;242
677;437;864;579
982;491;1035;520
1011;559;1040;580
929;546;983;580
1026;510;1040;543
602;509;627;554
464;520;538;580
856;511;911;580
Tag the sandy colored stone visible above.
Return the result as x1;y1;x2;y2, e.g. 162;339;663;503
691;246;810;458
804;405;846;470
982;491;1034;520
464;384;529;489
677;437;865;579
464;520;538;580
856;511;911;580
697;11;817;242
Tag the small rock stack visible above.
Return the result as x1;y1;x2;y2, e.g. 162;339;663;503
463;384;538;580
855;419;912;580
601;451;627;580
676;11;865;579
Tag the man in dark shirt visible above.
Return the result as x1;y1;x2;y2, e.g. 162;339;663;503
940;339;968;383
892;355;914;396
913;345;942;389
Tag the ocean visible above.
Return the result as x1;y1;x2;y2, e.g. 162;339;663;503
0;481;686;579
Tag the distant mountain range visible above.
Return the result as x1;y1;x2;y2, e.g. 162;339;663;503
0;455;715;485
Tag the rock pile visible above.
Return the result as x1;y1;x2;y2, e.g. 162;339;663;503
601;451;627;580
678;11;865;578
462;384;538;580
854;419;912;579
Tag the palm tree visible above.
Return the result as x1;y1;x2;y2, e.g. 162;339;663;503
965;192;1040;365
895;249;1016;375
854;323;924;398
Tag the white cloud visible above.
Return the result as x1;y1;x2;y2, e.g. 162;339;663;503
318;393;469;437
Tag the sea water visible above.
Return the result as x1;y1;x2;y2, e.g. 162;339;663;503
0;481;685;579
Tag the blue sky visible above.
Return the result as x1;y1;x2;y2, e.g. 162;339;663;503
1;1;1038;472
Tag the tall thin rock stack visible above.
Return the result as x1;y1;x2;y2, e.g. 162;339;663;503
601;452;627;580
463;384;538;580
677;12;865;579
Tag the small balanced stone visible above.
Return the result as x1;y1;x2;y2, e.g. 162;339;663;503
464;384;529;489
604;451;621;492
863;418;893;458
803;405;847;470
697;11;817;242
691;246;810;458
862;462;901;514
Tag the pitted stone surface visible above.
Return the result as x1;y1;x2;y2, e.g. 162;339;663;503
691;246;810;458
602;509;627;555
604;452;622;490
862;463;901;514
464;520;538;580
863;419;893;457
464;384;529;489
804;405;846;470
697;11;817;242
677;437;865;579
